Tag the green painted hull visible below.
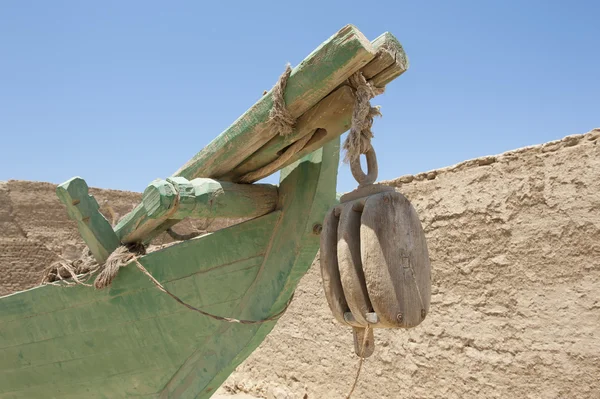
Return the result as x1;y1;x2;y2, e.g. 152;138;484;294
0;139;339;399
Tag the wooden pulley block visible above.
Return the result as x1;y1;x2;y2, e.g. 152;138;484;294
320;147;431;358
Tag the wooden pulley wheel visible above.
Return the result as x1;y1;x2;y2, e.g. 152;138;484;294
320;146;431;357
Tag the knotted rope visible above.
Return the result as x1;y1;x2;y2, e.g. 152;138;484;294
41;243;145;289
269;63;296;137
242;69;384;183
343;72;384;164
238;64;303;183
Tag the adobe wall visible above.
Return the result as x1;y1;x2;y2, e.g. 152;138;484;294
1;128;599;398
219;128;600;399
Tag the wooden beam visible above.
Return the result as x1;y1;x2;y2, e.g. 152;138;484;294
221;33;409;183
115;177;278;244
366;32;409;88
113;30;409;243
173;24;375;181
55;177;120;263
222;85;355;182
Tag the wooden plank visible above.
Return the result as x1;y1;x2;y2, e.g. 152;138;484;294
223;85;355;182
113;24;373;244
112;31;409;245
221;33;409;184
55;177;120;263
0;212;278;324
158;138;340;398
173;24;374;181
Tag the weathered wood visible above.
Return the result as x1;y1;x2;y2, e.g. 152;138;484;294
337;202;373;326
361;191;431;328
0;138;339;398
174;25;374;180
143;178;278;219
365;32;409;88
320;207;348;326
0;211;280;398
160;138;340;398
109;31;410;245
55;177;120;263
352;326;375;358
222;33;408;183
224;85;355;182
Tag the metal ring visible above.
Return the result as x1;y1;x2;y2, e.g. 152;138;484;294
350;146;378;186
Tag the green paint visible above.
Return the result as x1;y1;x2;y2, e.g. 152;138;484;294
173;24;373;180
1;24;410;399
160;138;340;398
142;179;178;219
0;213;278;398
0;138;338;398
55;177;120;263
224;85;355;182
142;178;278;220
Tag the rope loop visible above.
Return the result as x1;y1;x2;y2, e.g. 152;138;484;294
349;145;379;187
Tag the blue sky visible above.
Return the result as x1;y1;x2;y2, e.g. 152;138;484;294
1;1;598;194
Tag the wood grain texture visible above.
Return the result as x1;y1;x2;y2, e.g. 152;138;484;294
159;138;340;398
173;25;373;180
0;212;279;398
320;208;348;326
55;177;120;263
367;32;409;88
223;85;355;182
142;178;278;220
337;202;373;326
224;32;409;183
352;326;375;358
110;30;410;245
361;191;431;328
0;138;339;398
115;178;277;244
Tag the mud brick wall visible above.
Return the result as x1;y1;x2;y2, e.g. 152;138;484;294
2;129;599;398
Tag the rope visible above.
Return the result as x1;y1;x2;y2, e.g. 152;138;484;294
343;72;384;164
40;243;146;289
241;70;385;183
346;325;371;399
132;257;292;324
93;244;145;289
269;63;295;137
41;247;99;287
42;244;291;325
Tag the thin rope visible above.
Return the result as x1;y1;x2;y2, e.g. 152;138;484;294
346;325;371;399
42;244;291;324
132;257;292;324
41;247;99;287
343;72;384;164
